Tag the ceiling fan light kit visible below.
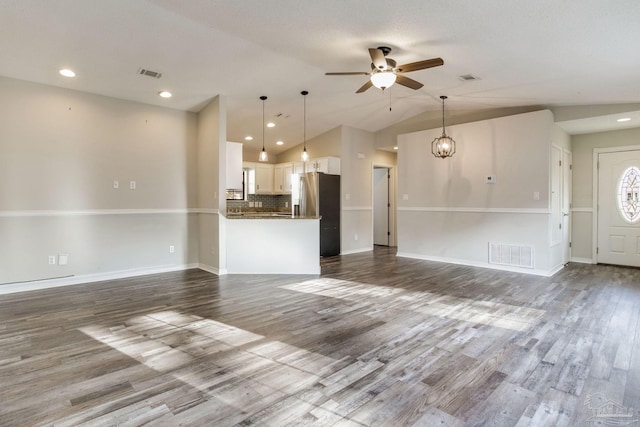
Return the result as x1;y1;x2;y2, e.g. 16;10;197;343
325;46;443;93
432;96;456;159
370;71;396;90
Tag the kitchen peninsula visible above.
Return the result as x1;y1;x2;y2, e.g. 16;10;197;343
224;213;320;274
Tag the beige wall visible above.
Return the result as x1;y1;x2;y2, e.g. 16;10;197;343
570;127;640;260
0;77;200;285
196;96;226;273
374;105;546;150
396;110;561;274
276;126;342;163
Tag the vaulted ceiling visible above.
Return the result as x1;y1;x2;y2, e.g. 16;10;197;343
2;0;639;153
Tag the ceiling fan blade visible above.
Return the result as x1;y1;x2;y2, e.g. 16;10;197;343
369;48;387;70
356;80;373;93
396;58;444;73
325;72;370;76
395;74;424;90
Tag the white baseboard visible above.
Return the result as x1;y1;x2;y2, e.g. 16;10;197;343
570;257;595;264
396;252;560;277
0;263;200;295
199;263;227;276
340;247;373;255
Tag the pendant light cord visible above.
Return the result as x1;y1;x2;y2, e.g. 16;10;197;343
440;95;447;135
262;97;266;151
301;90;308;151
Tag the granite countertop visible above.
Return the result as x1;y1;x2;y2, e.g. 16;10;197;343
225;211;319;219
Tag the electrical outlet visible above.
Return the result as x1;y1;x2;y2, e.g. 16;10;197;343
533;191;540;201
48;255;56;265
169;245;175;253
129;180;136;190
402;194;409;200
113;180;119;189
354;233;358;241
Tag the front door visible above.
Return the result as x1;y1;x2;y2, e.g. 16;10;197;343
597;149;640;267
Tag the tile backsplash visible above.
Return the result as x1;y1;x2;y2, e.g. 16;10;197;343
228;194;292;212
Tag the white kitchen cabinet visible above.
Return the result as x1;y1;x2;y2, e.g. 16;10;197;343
305;156;341;175
274;163;293;194
293;161;305;175
226;141;243;190
254;163;274;194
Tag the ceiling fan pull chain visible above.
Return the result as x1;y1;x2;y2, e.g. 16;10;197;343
389;88;392;112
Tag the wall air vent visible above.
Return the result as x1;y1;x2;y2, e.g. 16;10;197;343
459;74;480;81
138;68;162;79
489;242;534;269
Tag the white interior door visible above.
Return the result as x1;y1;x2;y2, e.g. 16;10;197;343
597;149;640;266
373;167;389;246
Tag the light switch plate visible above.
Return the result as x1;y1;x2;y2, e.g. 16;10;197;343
402;194;409;200
113;180;119;189
58;254;69;265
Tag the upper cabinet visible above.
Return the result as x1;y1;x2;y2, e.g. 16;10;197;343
274;163;293;194
305;156;341;175
244;158;339;195
244;162;274;194
226;141;243;190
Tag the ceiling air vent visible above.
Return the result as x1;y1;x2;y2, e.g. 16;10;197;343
459;74;479;81
138;68;162;79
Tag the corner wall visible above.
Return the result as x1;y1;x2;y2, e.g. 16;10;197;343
196;96;227;274
0;77;199;286
396;110;559;275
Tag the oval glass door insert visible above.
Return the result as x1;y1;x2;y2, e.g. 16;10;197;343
618;166;640;223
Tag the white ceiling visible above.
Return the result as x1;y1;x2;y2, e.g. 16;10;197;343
2;0;640;154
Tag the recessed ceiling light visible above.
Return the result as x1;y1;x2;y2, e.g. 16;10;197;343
276;141;284;146
617;117;631;122
59;69;76;78
244;136;253;141
158;91;172;98
393;146;398;150
266;122;275;128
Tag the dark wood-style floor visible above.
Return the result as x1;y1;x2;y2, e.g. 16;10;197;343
1;247;639;426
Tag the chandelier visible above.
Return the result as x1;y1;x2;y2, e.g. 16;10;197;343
431;95;456;159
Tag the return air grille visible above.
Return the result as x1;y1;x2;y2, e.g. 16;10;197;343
138;68;162;79
489;242;534;269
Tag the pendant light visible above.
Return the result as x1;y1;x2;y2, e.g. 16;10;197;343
431;96;456;159
301;90;309;161
259;95;268;162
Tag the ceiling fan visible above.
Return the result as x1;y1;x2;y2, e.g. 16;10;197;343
326;46;444;93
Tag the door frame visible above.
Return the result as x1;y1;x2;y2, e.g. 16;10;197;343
592;144;640;262
372;163;396;247
562;148;572;264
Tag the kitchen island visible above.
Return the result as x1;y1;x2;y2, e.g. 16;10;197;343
224;213;320;274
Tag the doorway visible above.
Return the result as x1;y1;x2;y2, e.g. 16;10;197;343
373;166;395;246
596;148;640;267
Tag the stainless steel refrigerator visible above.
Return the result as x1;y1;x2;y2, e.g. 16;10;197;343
300;172;340;257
